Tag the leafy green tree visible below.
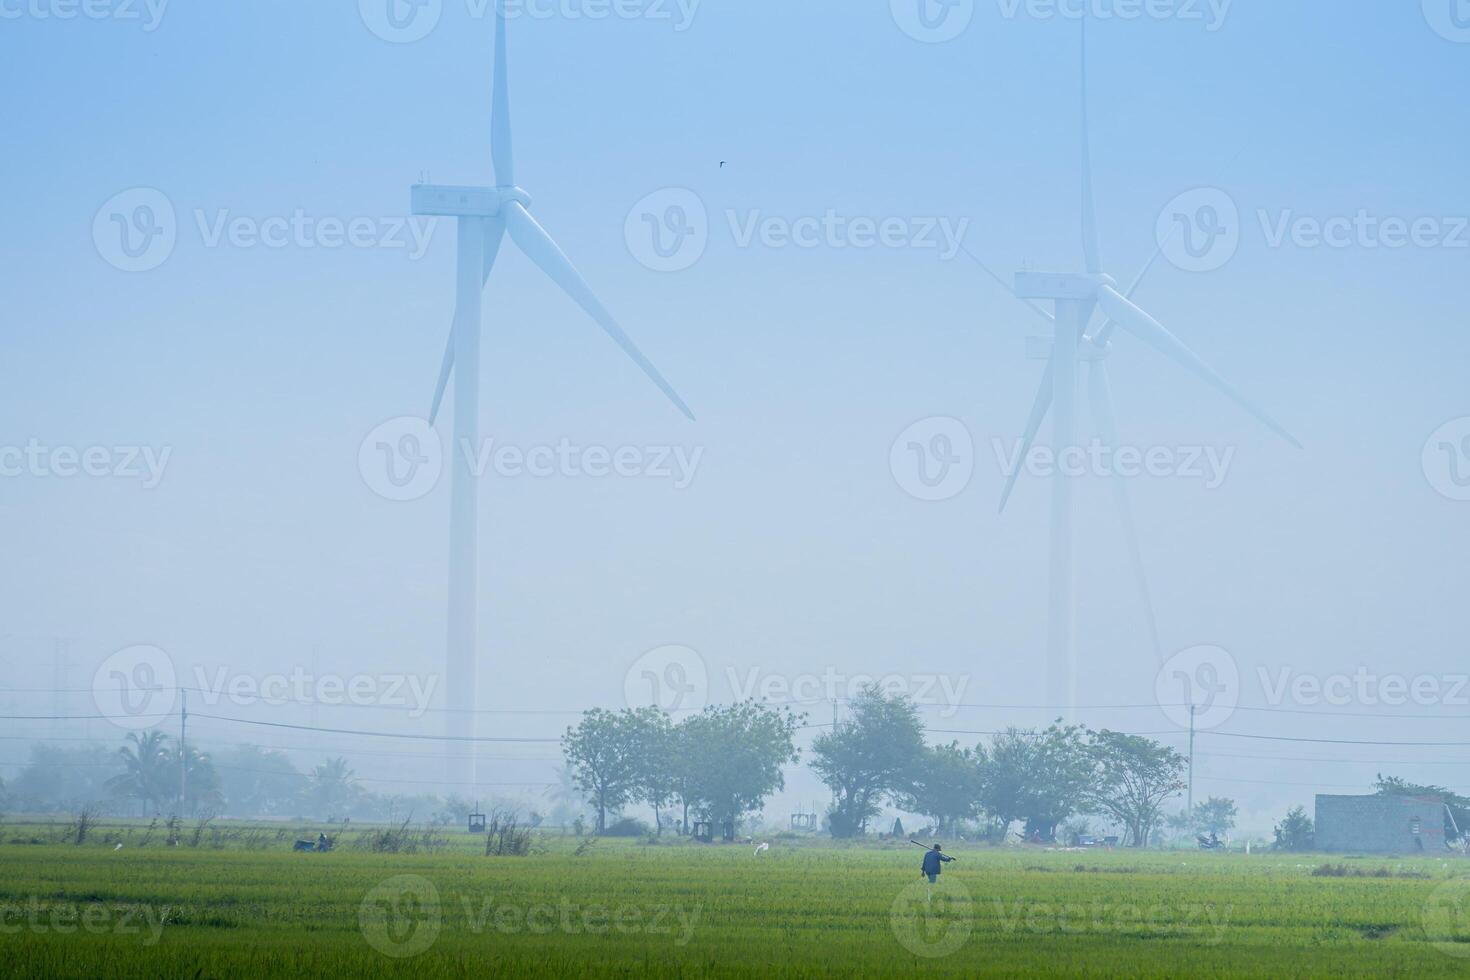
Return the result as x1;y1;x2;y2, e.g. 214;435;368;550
181;746;223;816
810;686;925;838
980;724;1093;841
1273;805;1314;852
562;708;648;833
10;744;116;813
680;701;801;830
214;746;307;817
1192;797;1239;838
895;742;984;836
106;731;175;816
1084;731;1186;847
627;707;676;834
1375;775;1470;842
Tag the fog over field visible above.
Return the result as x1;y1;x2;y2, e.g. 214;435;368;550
3;1;1469;842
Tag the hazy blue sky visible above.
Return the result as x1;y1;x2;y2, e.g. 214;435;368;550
3;1;1469;828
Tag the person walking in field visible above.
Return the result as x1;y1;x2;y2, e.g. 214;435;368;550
920;843;953;902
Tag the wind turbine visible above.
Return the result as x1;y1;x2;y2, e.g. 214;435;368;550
983;20;1300;712
411;4;694;788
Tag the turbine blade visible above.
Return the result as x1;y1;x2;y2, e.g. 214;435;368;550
1080;16;1101;274
430;219;506;426
504;202;695;421
1096;285;1301;448
492;1;513;186
999;355;1055;514
1087;360;1162;663
429;330;455;426
1093;221;1173;346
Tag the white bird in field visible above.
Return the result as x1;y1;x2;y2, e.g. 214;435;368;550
754;842;770;856
114;843;123;851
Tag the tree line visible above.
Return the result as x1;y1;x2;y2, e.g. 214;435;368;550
0;733;494;825
563;686;1194;846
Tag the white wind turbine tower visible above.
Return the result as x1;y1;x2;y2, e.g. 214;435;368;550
412;5;694;787
986;21;1300;713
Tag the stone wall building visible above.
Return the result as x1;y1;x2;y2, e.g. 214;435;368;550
1315;794;1446;854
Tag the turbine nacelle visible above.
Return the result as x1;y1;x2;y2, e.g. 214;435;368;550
411;183;533;218
1013;270;1116;302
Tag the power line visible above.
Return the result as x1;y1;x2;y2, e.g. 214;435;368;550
190;713;561;743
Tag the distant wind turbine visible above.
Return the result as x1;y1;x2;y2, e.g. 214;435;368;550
410;3;694;786
981;19;1300;712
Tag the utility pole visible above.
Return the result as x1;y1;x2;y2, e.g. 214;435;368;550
179;688;188;817
1187;704;1196;817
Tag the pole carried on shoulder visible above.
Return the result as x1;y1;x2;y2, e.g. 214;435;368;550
910;839;956;859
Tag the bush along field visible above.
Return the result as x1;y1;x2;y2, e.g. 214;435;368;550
2;830;1470;978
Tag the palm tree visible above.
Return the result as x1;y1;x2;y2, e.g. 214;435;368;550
106;731;173;817
308;757;358;818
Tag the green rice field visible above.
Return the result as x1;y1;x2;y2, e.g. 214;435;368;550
2;825;1469;977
